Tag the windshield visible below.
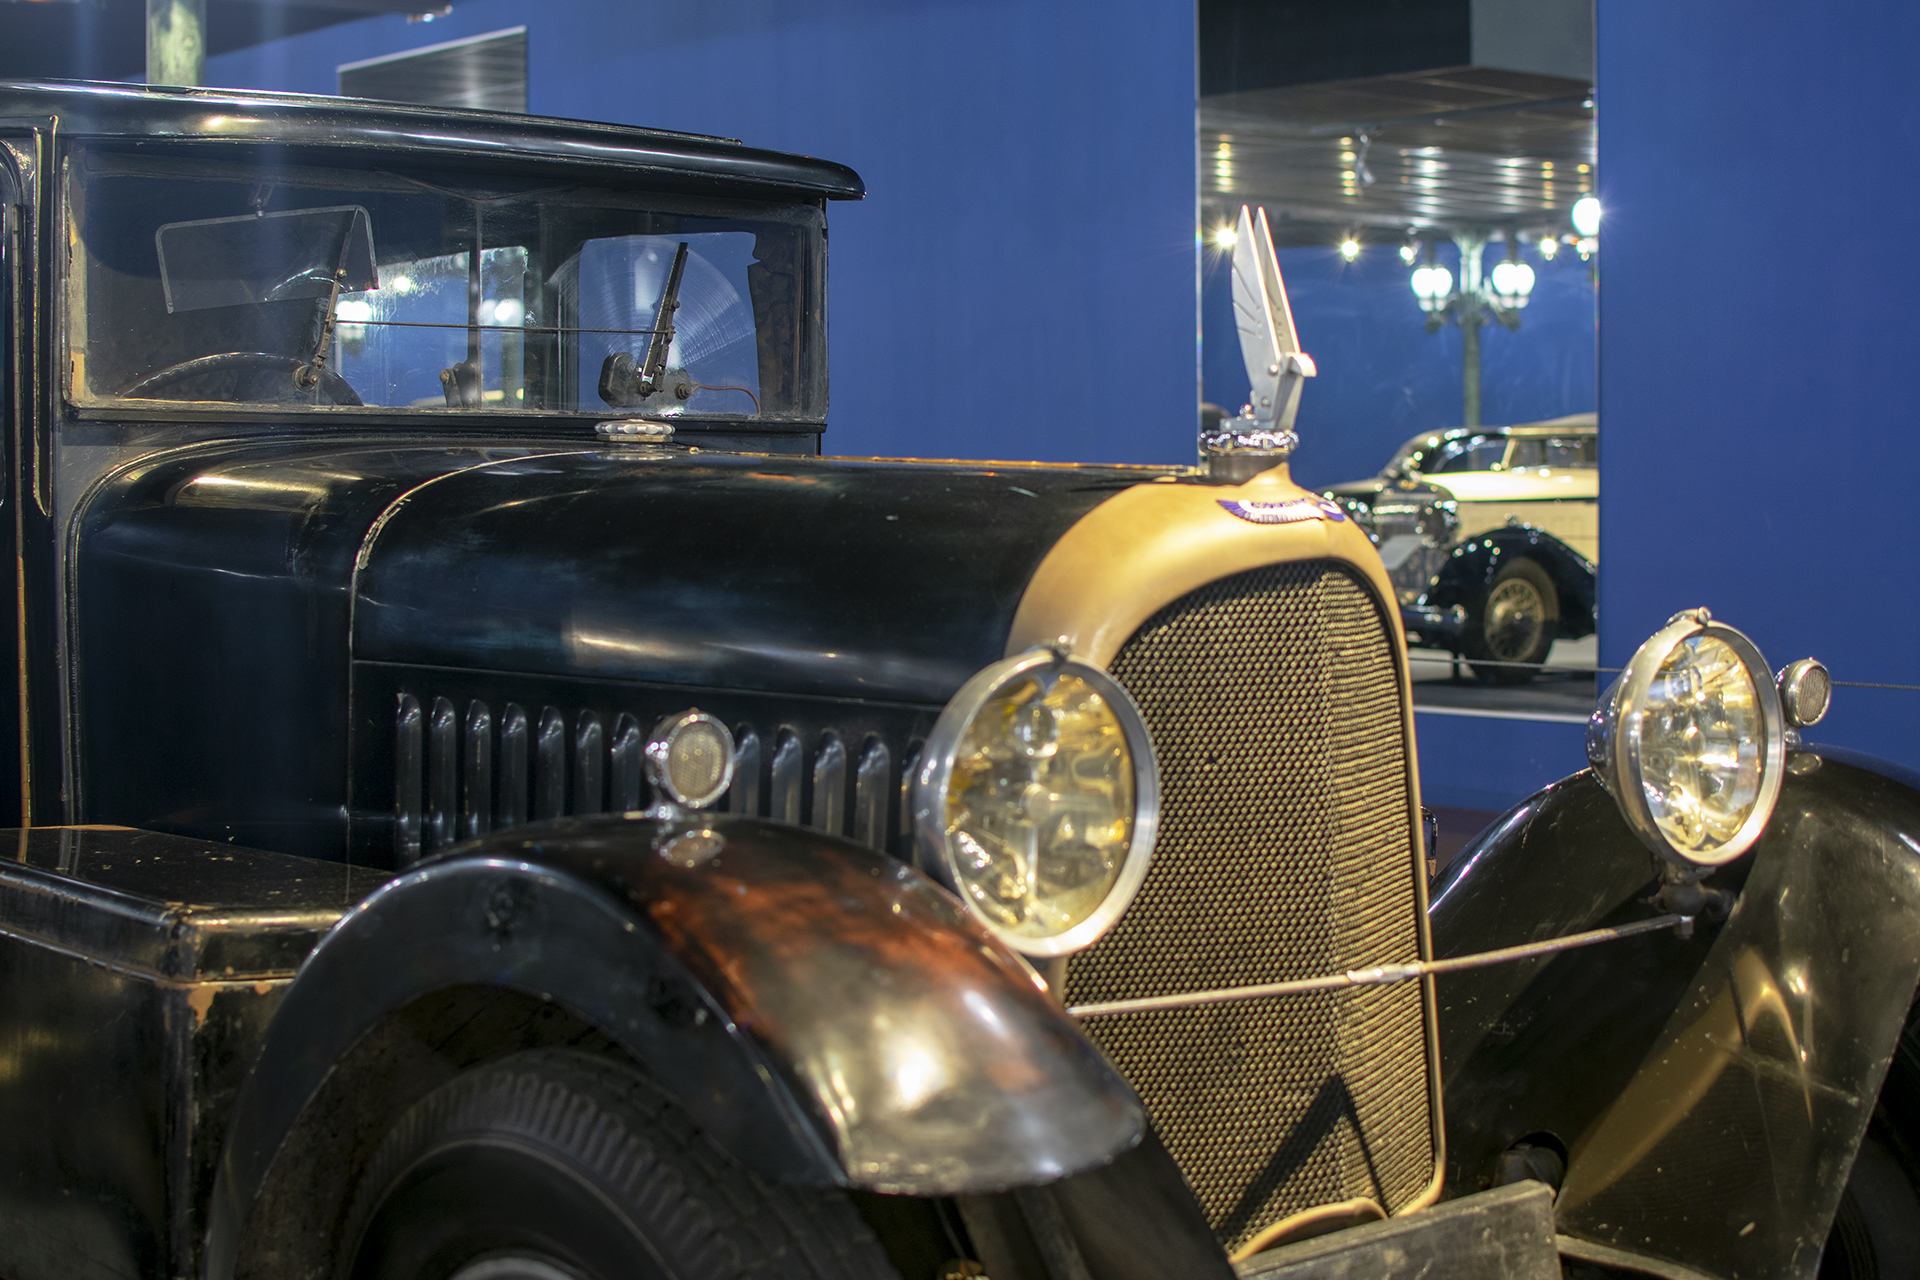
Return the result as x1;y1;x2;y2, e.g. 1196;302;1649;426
65;145;825;420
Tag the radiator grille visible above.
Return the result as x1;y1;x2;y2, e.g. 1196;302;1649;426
1065;560;1433;1252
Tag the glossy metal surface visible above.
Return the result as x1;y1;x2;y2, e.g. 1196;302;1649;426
1400;524;1597;650
210;815;1143;1280
1586;610;1786;867
350;451;1137;703
73;443;1136;860
1777;657;1832;728
0;828;383;1280
911;647;1160;957
0;82;866;201
1432;753;1920;1279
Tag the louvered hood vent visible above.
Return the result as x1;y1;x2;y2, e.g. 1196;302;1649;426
392;697;914;866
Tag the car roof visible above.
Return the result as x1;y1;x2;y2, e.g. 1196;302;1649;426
1505;412;1596;437
0;80;866;201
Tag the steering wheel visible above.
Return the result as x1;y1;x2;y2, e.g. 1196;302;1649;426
121;352;363;406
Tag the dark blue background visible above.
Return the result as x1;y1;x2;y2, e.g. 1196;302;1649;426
208;0;1201;464
1595;0;1920;777
207;1;1917;806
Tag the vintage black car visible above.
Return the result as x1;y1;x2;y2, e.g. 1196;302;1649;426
1325;417;1599;682
0;82;1915;1280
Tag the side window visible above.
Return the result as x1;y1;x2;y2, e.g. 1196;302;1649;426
1428;434;1507;473
1509;436;1598;469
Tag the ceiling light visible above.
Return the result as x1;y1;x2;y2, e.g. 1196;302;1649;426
1571;196;1602;237
1538;236;1558;260
1214;224;1237;249
1339;237;1360;261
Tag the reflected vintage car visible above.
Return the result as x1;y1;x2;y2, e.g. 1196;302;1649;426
1326;414;1597;680
0;85;1916;1280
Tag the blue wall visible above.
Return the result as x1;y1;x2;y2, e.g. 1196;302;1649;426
1414;713;1588;814
1598;1;1920;771
1201;237;1597;490
206;0;1200;464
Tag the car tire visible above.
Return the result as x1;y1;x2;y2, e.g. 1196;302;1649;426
339;1048;901;1280
1820;996;1920;1278
1464;558;1558;684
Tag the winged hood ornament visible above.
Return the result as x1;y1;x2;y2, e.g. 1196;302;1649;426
1205;205;1317;480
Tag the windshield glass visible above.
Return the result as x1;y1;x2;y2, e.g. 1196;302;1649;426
66;145;825;420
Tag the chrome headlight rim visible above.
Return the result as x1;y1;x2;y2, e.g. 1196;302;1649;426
913;647;1160;958
1596;608;1785;867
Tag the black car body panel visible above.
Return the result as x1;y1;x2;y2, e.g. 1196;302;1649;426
0;828;384;1280
208;814;1145;1280
348;451;1143;699
1405;524;1598;648
1432;752;1920;1279
75;441;1141;860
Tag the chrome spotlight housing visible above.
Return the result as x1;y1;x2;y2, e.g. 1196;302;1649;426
913;648;1159;957
1777;657;1832;729
646;710;735;810
1587;609;1786;868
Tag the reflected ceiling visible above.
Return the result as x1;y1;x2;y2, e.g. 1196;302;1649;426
1202;66;1595;246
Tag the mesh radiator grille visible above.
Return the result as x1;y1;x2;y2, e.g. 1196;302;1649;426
1064;560;1433;1252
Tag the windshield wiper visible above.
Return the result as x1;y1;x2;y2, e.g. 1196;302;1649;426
597;241;689;409
291;263;347;395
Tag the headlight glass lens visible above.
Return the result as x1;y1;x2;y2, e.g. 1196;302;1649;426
1639;633;1765;856
944;669;1134;941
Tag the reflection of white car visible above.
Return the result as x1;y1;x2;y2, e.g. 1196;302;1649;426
1327;414;1597;680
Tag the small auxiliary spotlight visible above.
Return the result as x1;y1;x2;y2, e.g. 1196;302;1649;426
645;710;734;810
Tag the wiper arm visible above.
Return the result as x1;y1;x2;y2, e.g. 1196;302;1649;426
597;242;690;409
637;241;689;397
291;263;347;394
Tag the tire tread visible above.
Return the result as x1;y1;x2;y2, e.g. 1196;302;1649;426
343;1047;897;1280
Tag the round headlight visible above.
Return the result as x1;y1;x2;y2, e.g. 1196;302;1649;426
913;649;1159;957
1587;609;1785;866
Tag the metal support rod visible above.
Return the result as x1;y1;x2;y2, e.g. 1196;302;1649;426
146;0;205;88
1461;306;1482;428
1066;913;1691;1020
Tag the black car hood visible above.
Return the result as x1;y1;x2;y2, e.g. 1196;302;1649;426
351;447;1145;704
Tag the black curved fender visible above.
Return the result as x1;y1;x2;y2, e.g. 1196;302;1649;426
1423;525;1596;638
1431;752;1920;1278
208;815;1144;1278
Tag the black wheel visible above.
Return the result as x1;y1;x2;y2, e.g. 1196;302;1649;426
340;1048;900;1280
1820;997;1920;1277
1464;558;1558;684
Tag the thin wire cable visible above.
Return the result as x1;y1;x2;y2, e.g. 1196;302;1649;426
348;318;663;337
1414;654;1920;691
687;382;760;412
1066;913;1690;1019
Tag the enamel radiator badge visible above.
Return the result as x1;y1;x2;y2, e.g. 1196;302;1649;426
1217;497;1347;525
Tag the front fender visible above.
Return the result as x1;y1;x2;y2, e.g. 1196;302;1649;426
1423;525;1596;638
209;815;1142;1278
1432;753;1920;1279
